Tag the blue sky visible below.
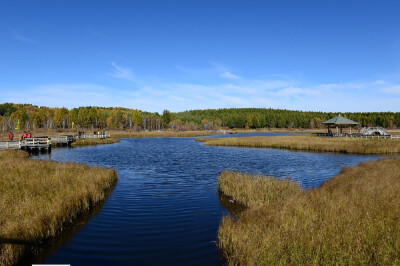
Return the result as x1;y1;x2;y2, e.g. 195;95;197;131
1;0;400;112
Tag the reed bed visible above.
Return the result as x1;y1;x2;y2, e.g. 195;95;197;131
110;130;213;138
197;135;400;154
218;171;301;208
0;150;118;265
235;128;326;133
70;137;119;147
218;158;400;265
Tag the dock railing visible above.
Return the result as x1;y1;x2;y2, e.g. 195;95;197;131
23;138;51;148
76;134;109;139
51;135;75;144
0;138;51;150
0;134;111;151
313;133;400;139
0;140;22;150
357;135;400;139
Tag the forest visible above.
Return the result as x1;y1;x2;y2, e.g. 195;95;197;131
0;103;399;132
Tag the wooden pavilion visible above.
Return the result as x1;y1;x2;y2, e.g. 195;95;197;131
322;114;359;136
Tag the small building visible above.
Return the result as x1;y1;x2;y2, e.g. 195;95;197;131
322;114;359;136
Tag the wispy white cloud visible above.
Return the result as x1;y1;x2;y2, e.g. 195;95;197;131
220;71;240;79
372;80;387;85
0;83;123;108
381;85;400;95
211;62;241;80
273;87;320;97
13;33;39;45
176;62;241;80
2;62;399;113
108;62;136;82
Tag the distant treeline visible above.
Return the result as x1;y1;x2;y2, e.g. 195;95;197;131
174;108;400;129
0;103;399;131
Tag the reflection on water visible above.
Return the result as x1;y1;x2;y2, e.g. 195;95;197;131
217;191;246;217
19;189;112;266
32;134;385;265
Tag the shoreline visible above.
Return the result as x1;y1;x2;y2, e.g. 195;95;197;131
0;150;118;265
2;128;400;141
70;137;120;147
196;135;400;154
109;130;216;138
218;158;400;264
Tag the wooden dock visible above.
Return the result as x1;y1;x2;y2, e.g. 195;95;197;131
0;138;51;151
0;134;110;151
51;135;75;145
77;134;108;139
313;133;400;139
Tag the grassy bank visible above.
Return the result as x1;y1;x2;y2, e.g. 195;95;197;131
70;137;120;147
0;150;118;265
218;158;400;265
110;130;215;138
197;135;400;154
218;171;301;208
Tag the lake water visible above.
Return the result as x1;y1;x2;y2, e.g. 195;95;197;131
33;133;384;265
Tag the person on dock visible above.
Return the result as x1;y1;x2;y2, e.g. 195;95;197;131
27;132;32;138
8;132;14;141
23;131;27;139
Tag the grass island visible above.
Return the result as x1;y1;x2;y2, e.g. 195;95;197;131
218;158;400;265
197;134;400;154
0;150;118;265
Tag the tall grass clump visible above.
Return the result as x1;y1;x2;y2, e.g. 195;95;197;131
218;171;301;208
111;130;214;138
218;158;400;265
0;150;118;265
197;135;400;154
70;137;119;147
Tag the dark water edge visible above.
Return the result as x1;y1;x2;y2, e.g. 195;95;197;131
30;134;388;265
18;182;116;266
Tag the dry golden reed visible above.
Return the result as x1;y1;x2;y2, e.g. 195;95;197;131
70;137;119;147
0;150;118;265
218;158;400;265
111;130;213;138
218;171;301;208
197;135;400;154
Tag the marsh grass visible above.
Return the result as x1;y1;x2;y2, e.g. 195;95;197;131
111;130;214;138
70;137;119;147
218;158;400;265
197;135;400;154
218;171;301;208
0;150;118;265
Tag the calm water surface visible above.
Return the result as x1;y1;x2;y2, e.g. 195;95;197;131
33;133;384;265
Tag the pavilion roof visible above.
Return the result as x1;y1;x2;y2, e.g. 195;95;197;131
322;115;359;125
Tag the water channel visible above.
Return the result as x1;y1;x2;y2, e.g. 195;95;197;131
32;133;385;265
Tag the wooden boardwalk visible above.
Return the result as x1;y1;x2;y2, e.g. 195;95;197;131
0;134;109;151
51;135;75;145
313;133;400;139
0;138;51;151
